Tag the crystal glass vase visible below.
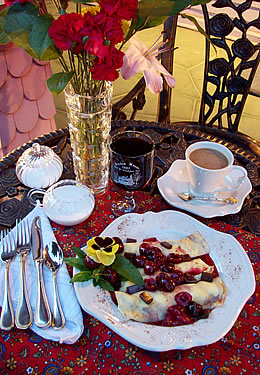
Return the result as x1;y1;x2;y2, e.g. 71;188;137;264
65;82;113;196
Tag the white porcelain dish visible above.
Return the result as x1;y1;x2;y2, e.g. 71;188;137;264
27;179;95;226
73;211;255;351
157;160;252;218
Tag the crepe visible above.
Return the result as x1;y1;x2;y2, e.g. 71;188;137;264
116;278;226;323
114;232;226;324
124;231;210;258
136;258;214;281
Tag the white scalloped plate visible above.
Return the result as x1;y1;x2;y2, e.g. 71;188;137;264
74;211;255;351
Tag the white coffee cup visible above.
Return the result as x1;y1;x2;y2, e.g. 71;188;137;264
185;141;247;196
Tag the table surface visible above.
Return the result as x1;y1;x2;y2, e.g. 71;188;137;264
0;120;259;234
0;120;259;374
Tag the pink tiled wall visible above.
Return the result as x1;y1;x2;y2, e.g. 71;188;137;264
0;42;56;159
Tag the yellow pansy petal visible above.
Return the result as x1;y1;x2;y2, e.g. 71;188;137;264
85;246;96;257
85;248;100;263
85;236;119;266
85;246;95;257
96;251;115;266
87;238;98;249
103;243;119;256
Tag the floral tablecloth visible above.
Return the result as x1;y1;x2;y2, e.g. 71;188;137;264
0;183;259;375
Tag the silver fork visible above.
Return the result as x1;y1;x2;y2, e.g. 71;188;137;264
0;230;16;330
15;219;33;329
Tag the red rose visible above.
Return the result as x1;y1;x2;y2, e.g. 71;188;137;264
49;13;85;54
100;0;138;20
91;46;124;81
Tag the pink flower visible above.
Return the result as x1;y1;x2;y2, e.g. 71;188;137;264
121;35;176;94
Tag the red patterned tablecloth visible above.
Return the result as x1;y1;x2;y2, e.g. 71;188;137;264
0;183;259;375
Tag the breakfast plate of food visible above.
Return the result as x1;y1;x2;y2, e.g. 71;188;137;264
73;210;255;351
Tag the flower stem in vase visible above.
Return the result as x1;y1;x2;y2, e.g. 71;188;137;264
65;82;113;196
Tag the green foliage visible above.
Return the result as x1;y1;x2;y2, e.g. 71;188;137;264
112;255;144;286
180;13;217;54
64;256;87;271
134;0;211;32
72;247;86;259
47;72;74;95
64;248;144;292
70;270;93;283
69;263;115;292
134;14;168;31
0;29;9;44
192;0;211;5
96;278;115;292
0;2;60;60
137;0;192;19
0;4;37;58
0;8;9;44
0;0;212;94
30;16;61;60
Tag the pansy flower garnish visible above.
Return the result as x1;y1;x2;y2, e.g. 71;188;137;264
85;236;119;266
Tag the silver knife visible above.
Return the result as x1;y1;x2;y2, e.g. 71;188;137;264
31;216;51;328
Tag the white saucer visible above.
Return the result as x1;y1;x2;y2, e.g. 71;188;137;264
157;160;252;218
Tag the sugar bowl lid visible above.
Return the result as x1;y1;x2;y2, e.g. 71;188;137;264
16;143;63;189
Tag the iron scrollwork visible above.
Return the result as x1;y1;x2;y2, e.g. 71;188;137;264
200;0;260;132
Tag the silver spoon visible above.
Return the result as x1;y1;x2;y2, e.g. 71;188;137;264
178;192;238;205
44;241;65;330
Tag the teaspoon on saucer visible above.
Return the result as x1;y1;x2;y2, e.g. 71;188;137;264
178;192;238;205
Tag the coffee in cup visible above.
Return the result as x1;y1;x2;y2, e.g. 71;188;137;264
189;148;229;170
185;141;247;196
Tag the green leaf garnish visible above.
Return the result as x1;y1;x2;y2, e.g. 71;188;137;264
72;246;86;259
64;243;144;291
96;279;115;292
64;257;86;271
70;270;93;283
112;255;144;286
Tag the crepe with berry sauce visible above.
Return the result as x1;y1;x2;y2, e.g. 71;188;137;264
113;232;226;327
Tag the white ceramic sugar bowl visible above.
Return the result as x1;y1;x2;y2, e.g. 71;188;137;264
27;179;95;225
16;143;63;189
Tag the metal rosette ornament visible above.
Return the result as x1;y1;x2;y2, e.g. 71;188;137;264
201;1;259;132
